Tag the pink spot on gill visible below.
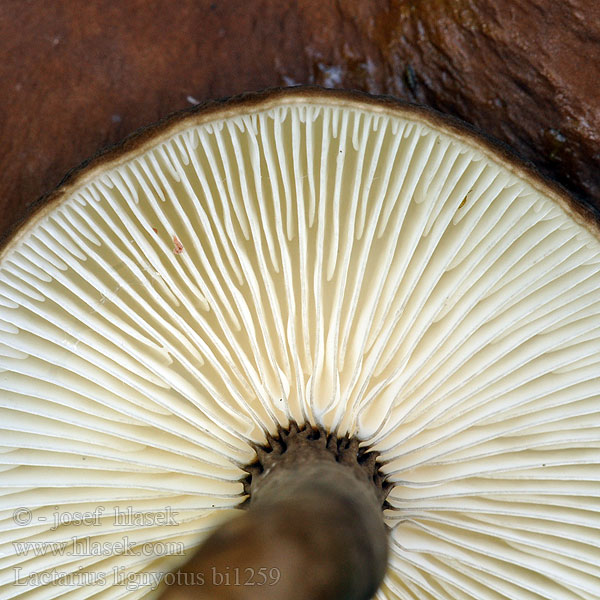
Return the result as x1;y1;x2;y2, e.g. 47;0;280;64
173;235;184;254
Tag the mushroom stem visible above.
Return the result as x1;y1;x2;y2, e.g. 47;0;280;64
159;428;389;599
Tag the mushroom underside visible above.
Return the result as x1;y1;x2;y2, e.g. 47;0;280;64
0;93;599;599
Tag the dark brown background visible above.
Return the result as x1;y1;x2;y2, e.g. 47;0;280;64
1;0;599;241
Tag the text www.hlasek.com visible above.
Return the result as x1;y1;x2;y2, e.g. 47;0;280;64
12;536;184;558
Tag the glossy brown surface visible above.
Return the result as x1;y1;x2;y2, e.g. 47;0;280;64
1;0;599;242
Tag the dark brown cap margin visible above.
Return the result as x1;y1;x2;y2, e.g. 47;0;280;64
2;86;598;261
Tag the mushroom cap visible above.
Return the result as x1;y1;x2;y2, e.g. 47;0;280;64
1;88;599;599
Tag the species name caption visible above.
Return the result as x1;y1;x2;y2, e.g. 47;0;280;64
13;567;282;591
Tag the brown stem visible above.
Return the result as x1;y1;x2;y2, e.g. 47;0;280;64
159;426;389;600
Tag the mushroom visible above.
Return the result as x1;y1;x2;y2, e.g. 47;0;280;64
0;88;599;599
